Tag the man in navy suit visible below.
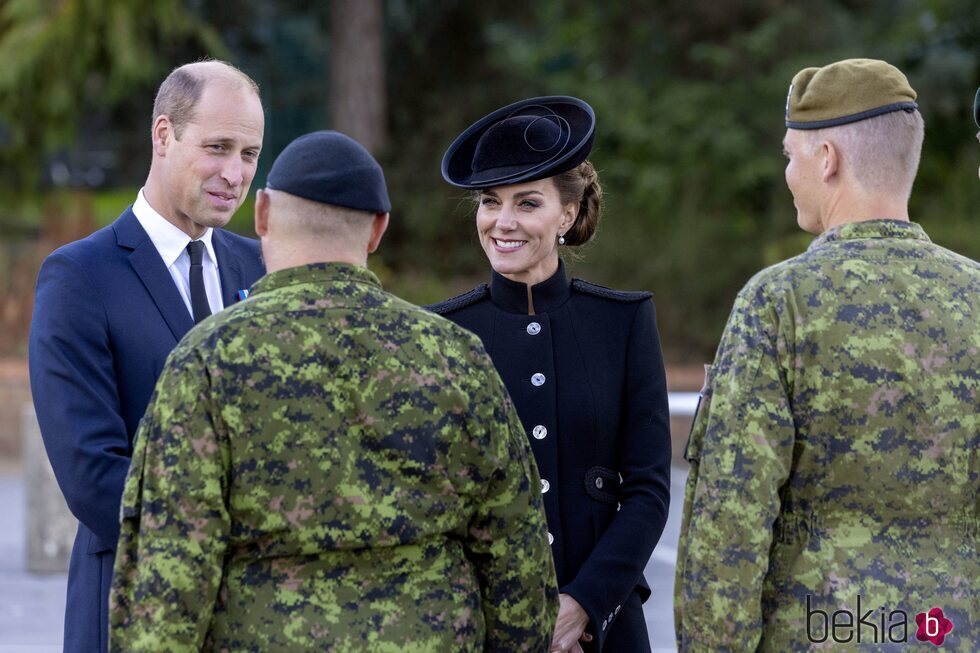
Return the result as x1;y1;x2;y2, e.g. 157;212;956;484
28;60;266;653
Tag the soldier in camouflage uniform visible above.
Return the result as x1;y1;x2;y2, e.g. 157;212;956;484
109;131;559;652
675;59;979;651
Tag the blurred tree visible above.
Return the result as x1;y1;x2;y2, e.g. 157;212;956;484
0;0;225;186
0;0;226;354
329;0;386;153
393;0;980;360
0;0;976;361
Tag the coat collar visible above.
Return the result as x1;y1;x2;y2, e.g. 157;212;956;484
114;208;251;339
489;259;571;315
250;262;381;298
808;219;930;251
114;208;194;340
212;231;247;308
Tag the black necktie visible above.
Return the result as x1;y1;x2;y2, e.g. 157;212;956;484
186;240;212;324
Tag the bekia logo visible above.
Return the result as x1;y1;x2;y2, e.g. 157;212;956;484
806;596;955;646
916;607;954;646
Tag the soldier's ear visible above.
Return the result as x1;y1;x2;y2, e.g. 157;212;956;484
255;189;270;237
367;212;389;254
821;140;840;182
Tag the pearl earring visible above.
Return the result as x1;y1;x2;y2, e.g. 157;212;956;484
558;233;566;245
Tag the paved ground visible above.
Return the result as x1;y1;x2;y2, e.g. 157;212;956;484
0;473;67;653
0;465;688;652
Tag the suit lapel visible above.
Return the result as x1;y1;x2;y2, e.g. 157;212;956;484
212;231;245;307
114;209;194;341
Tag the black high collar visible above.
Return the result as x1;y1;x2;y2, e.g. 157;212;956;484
489;259;572;315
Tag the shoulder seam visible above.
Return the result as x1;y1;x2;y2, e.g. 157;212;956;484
571;278;652;302
425;284;490;314
44;248;111;332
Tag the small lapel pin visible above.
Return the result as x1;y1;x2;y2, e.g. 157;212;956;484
236;289;250;302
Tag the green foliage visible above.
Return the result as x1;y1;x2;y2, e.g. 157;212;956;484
380;0;980;360
1;0;978;362
0;0;225;181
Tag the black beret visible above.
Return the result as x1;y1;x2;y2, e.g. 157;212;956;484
442;96;595;189
266;130;390;213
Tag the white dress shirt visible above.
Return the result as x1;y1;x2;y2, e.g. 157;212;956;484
132;189;224;318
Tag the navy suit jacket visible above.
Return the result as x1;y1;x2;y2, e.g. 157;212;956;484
429;261;671;652
28;208;265;653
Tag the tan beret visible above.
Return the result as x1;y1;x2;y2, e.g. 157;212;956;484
785;58;917;129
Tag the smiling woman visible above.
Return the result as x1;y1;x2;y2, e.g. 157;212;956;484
476;181;574;286
428;96;672;653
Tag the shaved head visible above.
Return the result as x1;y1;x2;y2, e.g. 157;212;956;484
801;109;924;200
265;189;376;249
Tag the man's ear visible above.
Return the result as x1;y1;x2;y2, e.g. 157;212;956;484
255;189;269;237
366;212;390;254
151;116;173;157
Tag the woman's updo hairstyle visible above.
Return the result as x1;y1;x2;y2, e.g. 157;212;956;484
552;160;602;246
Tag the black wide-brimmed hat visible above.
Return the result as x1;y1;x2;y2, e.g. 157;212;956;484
442;96;596;189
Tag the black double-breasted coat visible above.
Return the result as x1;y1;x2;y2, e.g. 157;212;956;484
429;261;671;651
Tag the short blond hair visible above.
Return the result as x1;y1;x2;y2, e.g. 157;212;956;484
803;109;924;199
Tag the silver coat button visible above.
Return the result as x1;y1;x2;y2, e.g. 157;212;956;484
526;321;541;335
547;532;554;545
531;372;546;386
615;605;621;615
540;479;550;493
595;477;604;489
602;619;608;631
532;425;548;440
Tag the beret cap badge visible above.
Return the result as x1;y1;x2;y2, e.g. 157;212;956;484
785;58;918;130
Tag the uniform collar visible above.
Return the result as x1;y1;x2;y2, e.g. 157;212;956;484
250;262;381;297
489;259;571;315
809;219;930;251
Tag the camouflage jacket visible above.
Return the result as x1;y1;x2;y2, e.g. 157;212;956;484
109;262;558;652
675;220;979;652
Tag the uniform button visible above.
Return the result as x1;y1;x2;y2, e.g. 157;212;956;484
540;479;550;493
615;605;621;615
547;532;554;545
602;619;608;631
531;372;546;386
595;477;604;490
532;425;548;440
526;321;541;335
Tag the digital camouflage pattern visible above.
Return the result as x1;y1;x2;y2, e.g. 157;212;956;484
110;262;558;652
675;220;979;652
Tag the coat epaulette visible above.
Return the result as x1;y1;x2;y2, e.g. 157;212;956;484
425;284;490;315
571;278;652;302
